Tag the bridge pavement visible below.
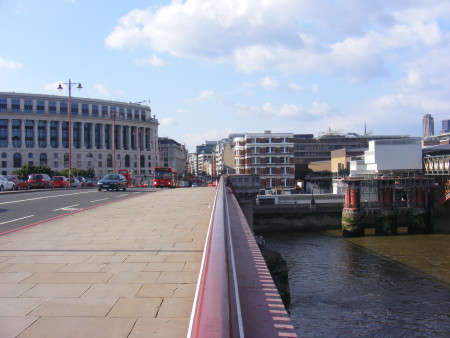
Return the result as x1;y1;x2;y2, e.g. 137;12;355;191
0;187;216;338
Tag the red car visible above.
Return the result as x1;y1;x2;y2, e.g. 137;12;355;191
27;174;54;189
52;176;70;188
5;175;30;190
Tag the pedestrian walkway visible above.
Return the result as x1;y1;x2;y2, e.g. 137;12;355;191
0;188;216;338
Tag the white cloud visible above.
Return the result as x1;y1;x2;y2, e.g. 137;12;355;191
105;0;450;81
195;89;215;101
288;83;304;91
160;117;178;126
44;82;61;91
135;54;166;67
0;57;22;70
260;76;280;90
236;102;303;118
95;84;110;96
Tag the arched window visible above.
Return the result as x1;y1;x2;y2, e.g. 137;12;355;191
107;154;113;167
86;152;93;158
13;153;22;168
39;153;47;166
125;154;130;167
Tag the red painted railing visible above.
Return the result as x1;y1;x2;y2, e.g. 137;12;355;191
188;177;297;337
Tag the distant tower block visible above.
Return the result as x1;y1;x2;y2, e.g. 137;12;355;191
423;114;435;137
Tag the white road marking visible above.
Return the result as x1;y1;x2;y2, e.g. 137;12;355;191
0;191;97;206
53;204;80;211
115;194;128;198
90;198;109;202
0;215;35;225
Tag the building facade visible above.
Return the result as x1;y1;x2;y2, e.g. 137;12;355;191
0;92;159;178
423;114;434;137
159;137;187;179
234;131;294;189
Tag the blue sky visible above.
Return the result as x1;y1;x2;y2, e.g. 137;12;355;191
1;0;449;152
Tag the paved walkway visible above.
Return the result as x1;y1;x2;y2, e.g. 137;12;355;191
0;188;216;338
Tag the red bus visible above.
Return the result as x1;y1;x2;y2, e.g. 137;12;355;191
153;167;179;188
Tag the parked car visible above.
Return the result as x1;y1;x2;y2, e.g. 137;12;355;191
75;176;87;188
97;174;128;191
52;176;70;188
85;178;96;187
0;175;16;191
69;177;82;188
27;174;54;189
5;175;30;190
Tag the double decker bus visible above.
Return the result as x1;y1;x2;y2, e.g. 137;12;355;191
153;167;179;188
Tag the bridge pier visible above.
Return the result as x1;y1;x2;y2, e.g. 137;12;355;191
341;177;435;237
342;182;363;237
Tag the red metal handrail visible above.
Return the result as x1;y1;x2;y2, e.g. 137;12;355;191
188;176;297;338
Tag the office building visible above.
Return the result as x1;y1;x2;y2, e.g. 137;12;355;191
234;130;294;189
423;114;434;137
0;92;159;177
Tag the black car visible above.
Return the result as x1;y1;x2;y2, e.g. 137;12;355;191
97;174;128;191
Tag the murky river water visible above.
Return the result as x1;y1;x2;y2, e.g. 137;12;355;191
263;231;450;337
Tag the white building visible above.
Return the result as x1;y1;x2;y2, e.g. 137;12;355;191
234;130;295;189
0;92;159;178
349;138;422;176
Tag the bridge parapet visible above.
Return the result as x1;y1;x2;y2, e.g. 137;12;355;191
188;177;297;338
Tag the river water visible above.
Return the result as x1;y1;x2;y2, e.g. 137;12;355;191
263;231;450;337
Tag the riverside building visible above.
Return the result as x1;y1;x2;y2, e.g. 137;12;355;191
0;92;159;178
234;130;295;189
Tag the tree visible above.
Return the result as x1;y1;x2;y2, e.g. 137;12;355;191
12;163;56;178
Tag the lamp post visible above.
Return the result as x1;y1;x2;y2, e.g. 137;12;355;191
57;79;82;183
133;127;142;186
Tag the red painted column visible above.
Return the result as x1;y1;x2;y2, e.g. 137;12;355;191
383;189;393;210
416;190;424;208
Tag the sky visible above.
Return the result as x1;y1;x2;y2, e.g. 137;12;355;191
1;0;450;152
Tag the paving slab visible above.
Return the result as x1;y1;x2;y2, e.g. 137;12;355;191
0;187;216;338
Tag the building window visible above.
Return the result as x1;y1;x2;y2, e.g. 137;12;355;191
25;120;34;148
38;121;46;148
0;119;7;147
107;154;113;167
36;100;45;114
60;102;67;115
104;124;111;149
50;121;58;148
49;101;56;114
102;105;108;117
62;121;69;148
54;153;58;158
71;102;78;116
40;153;47;166
84;123;91;149
12;120;21;148
25;100;33;113
0;99;7;112
13;153;22;168
92;104;99;117
125;154;130;167
127;110;132;120
73;122;81;149
82;103;89;116
53;161;58;168
94;124;101;149
12;99;21;112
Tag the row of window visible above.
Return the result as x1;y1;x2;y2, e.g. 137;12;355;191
243;137;291;144
235;146;292;155
0;99;149;122
1;152;153;169
235;157;292;165
0;120;153;151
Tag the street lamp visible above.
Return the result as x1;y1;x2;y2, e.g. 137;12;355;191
57;79;82;183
